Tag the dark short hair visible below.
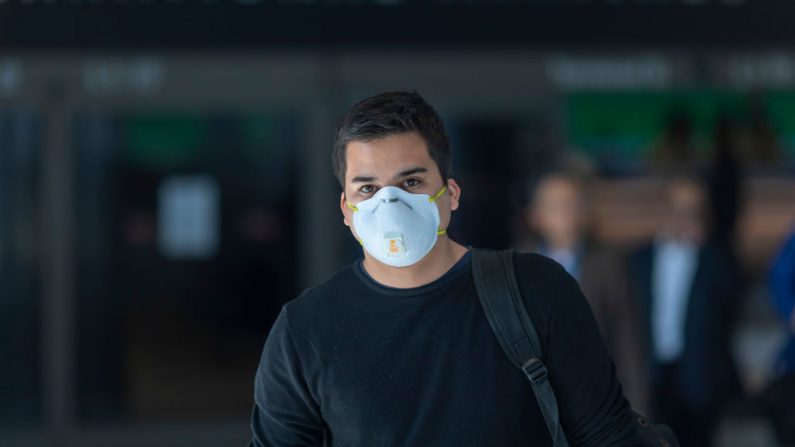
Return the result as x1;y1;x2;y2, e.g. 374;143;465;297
332;90;452;187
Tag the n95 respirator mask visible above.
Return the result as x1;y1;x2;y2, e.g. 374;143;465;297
347;185;447;267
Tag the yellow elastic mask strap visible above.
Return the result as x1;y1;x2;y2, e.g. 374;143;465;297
429;185;448;236
344;196;362;243
427;185;447;203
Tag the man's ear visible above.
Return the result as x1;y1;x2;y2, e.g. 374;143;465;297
446;178;462;211
340;191;351;227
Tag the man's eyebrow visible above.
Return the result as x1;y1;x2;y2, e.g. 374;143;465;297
350;167;428;183
351;175;377;183
396;167;428;178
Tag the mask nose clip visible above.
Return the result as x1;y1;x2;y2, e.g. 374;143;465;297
376;188;412;210
380;196;412;211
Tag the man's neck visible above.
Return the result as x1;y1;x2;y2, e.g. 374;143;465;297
361;236;469;289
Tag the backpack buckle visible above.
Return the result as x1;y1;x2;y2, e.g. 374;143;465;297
522;358;548;385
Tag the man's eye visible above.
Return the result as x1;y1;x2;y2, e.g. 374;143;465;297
360;185;375;194
403;178;421;188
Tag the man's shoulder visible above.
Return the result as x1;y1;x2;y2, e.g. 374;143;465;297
511;249;572;287
472;248;576;296
508;249;588;323
280;261;359;332
286;261;357;309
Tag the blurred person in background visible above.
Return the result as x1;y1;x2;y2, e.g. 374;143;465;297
651;112;697;166
628;175;743;447
520;169;649;415
707;116;743;247
759;227;795;445
770;227;795;378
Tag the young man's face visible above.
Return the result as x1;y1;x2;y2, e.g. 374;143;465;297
339;131;461;245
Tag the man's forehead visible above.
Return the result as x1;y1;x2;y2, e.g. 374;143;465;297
345;135;436;181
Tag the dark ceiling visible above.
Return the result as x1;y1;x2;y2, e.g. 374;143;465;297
0;0;792;50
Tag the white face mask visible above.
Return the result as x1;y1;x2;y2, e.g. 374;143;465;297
347;185;447;267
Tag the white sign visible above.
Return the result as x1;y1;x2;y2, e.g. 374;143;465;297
157;176;220;260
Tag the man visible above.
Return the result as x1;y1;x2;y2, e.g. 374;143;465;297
250;91;644;446
628;176;742;447
522;171;648;415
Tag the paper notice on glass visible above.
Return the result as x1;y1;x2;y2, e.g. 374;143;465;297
157;176;220;260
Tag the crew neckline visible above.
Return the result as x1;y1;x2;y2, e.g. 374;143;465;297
353;249;472;297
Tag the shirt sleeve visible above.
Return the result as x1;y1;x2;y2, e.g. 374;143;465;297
250;306;326;447
516;253;644;447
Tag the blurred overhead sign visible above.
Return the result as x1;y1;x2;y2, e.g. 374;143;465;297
82;58;164;96
0;0;790;48
721;54;795;88
546;55;673;90
0;60;22;96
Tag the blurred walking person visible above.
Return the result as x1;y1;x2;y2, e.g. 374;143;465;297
520;170;649;415
628;175;743;447
758;227;795;445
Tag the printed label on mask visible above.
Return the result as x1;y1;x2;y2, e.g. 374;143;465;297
381;231;406;257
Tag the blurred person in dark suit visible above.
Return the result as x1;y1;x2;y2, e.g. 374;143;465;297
520;171;649;415
629;175;743;447
707;116;742;246
651;112;697;166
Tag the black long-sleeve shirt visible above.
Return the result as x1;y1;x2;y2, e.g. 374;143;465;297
251;250;643;446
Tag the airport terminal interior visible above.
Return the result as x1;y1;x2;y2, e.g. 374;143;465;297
2;1;795;446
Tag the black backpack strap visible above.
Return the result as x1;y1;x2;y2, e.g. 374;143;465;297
471;248;569;447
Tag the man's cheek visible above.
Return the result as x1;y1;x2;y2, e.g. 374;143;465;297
348;219;360;239
439;207;453;228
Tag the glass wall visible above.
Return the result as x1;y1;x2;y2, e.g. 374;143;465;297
0;108;42;428
73;110;300;423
